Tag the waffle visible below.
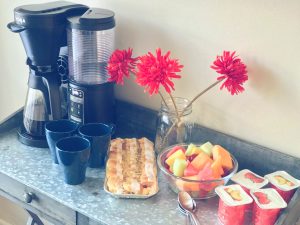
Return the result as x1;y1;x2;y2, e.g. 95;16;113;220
105;137;158;195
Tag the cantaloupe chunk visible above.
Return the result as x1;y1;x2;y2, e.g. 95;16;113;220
212;145;233;170
191;152;213;171
211;157;224;177
175;175;200;192
165;150;186;168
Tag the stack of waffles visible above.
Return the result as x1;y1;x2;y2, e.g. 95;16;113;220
105;138;158;196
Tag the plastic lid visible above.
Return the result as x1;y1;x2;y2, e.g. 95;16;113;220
265;171;300;191
250;188;287;209
215;184;253;206
231;169;268;190
16;1;80;14
13;1;88;28
67;8;115;31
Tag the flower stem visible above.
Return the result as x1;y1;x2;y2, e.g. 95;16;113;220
169;93;180;119
158;91;168;109
160;78;224;149
179;79;223;118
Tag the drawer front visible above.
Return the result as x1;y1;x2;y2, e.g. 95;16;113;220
0;172;76;225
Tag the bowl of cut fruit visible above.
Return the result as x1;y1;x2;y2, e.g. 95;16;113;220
157;142;238;199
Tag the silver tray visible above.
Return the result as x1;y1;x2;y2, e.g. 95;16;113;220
103;177;159;199
103;138;159;199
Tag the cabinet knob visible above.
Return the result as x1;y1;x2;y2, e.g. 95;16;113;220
24;192;35;203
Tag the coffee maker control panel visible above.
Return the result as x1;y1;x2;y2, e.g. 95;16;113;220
69;86;84;123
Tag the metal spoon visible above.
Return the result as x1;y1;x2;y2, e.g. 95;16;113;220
178;191;200;225
178;203;196;225
178;202;196;215
178;204;191;225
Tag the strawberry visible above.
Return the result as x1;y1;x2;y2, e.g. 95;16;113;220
254;192;271;204
244;172;264;183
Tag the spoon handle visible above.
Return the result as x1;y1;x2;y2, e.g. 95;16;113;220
185;214;190;225
187;211;200;225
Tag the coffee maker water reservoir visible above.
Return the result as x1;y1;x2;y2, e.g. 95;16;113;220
67;8;115;124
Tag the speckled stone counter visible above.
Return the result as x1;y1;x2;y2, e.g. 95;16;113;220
0;102;300;225
0;127;222;225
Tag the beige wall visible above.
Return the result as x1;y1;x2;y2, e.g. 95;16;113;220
0;0;300;160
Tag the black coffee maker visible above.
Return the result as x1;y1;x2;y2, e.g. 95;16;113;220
8;1;88;147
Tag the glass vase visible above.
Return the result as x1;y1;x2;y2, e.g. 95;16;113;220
154;97;193;154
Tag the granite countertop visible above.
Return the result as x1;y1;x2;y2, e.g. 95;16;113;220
0;128;221;225
0;103;300;225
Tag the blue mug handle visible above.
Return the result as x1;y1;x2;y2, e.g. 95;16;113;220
109;124;116;135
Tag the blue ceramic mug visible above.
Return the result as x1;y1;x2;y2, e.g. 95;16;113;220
56;136;90;185
78;123;115;168
45;119;78;164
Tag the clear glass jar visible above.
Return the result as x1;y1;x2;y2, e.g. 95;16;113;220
154;97;193;154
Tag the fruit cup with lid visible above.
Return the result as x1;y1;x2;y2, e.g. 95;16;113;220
215;184;253;225
231;169;269;210
250;188;287;225
265;171;300;203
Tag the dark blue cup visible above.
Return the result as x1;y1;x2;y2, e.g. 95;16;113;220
78;123;115;168
45;120;78;164
56;136;90;185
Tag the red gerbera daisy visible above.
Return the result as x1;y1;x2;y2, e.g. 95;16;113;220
107;48;138;85
135;48;183;95
211;51;248;95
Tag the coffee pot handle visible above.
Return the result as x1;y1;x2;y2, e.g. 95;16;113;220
42;74;62;120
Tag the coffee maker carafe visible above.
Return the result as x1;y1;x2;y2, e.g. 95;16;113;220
8;1;88;147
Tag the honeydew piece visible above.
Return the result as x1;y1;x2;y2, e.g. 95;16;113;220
185;143;195;156
185;143;202;156
173;158;188;177
199;142;214;157
191;152;213;171
165;149;186;168
212;145;233;170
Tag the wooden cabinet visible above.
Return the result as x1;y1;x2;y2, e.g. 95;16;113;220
0;172;76;225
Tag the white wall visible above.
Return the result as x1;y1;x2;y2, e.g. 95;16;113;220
0;0;300;158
